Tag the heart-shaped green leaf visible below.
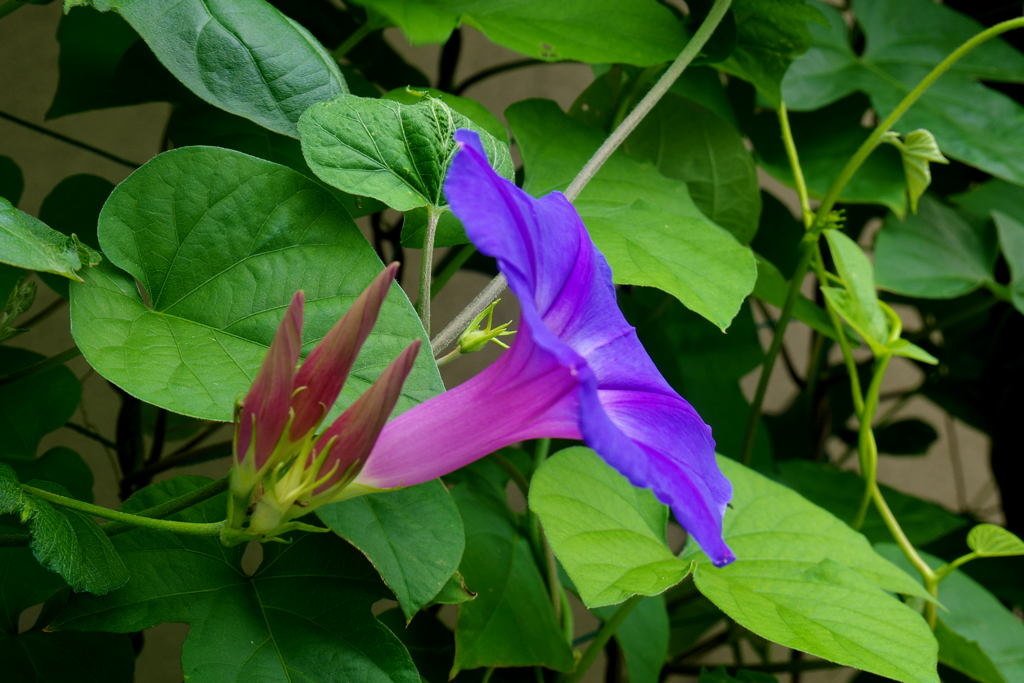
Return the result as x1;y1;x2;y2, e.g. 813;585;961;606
0;347;81;461
879;544;1024;683
874;194;997;299
53;477;421;683
967;524;1024;558
684;456;938;683
0;197;100;282
530;447;688;608
451;483;574;674
65;0;347;136
317;480;465;621
347;0;688;65
0;466;128;595
70;146;442;421
299;94;513;212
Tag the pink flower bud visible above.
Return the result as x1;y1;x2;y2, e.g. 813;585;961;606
311;339;421;494
288;262;399;442
236;291;304;470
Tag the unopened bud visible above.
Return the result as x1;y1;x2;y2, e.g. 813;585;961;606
458;299;515;354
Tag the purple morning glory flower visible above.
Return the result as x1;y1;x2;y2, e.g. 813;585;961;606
355;129;735;567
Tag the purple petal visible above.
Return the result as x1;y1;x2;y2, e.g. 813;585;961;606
290;262;399;441
355;319;581;488
313;340;422;493
449;129;734;566
238;291;304;470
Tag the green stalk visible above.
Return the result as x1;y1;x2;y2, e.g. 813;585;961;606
741;241;814;465
332;22;375;60
0;346;81;388
816;16;1024;220
431;0;733;353
741;102;816;465
100;476;229;536
560;595;642;683
934;552;979;581
563;0;732;202
852;354;891;530
811;247;865;417
871;484;939;628
22;484;225;536
777;102;813;230
417;206;442;336
741;17;1024;462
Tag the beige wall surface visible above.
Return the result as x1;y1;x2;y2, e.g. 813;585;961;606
0;5;1002;683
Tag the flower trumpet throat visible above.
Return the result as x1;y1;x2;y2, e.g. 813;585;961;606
224;263;421;544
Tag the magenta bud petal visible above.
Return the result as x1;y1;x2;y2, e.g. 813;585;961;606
311;339;421;494
289;263;400;441
237;291;304;469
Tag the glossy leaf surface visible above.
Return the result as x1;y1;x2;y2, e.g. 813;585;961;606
0;347;81;461
347;0;689;65
70;147;442;421
66;0;347;136
967;524;1024;558
683;457;938;683
0;468;128;595
783;0;1024;184
623;94;761;244
531;447;688;607
879;545;1024;683
775;460;965;547
508;99;755;331
54;477;421;683
451;483;574;674
0;197;100;282
300;94;513;212
37;174;113;299
874;195;997;299
317;480;465;621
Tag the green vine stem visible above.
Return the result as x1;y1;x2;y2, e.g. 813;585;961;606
871;483;940;627
429;0;733;356
332;21;375;60
562;0;733;201
740;16;1024;465
741;241;815;465
22;482;226;536
811;247;865;417
100;476;229;536
418;206;443;336
817;16;1024;219
777;102;813;231
851;353;891;530
560;594;642;683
